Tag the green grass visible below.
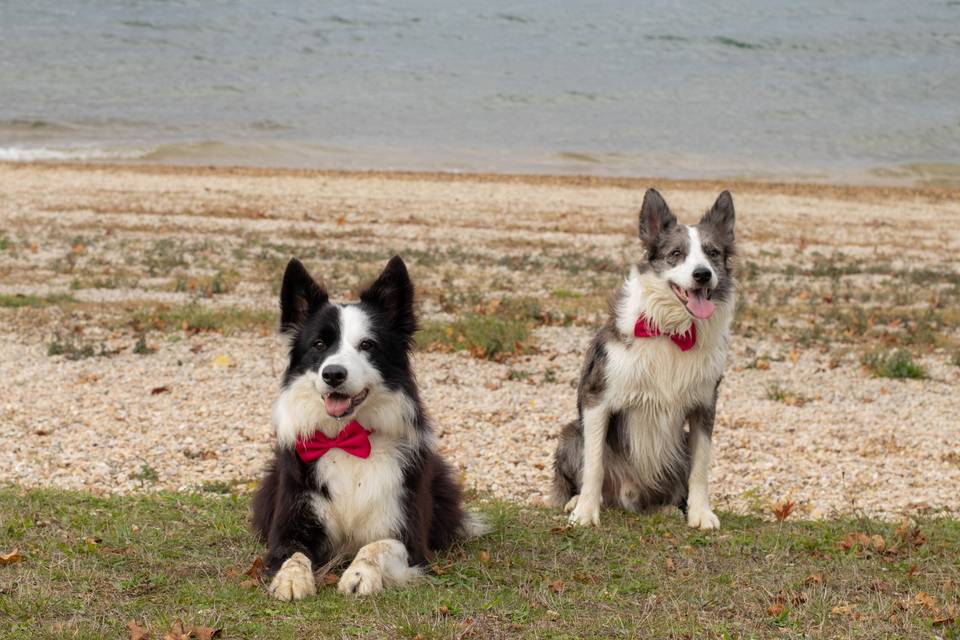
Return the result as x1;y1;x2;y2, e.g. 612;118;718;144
130;303;275;335
417;313;532;360
2;488;959;639
862;348;927;379
0;293;76;308
764;383;811;407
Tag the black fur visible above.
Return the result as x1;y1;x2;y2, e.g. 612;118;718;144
252;256;466;576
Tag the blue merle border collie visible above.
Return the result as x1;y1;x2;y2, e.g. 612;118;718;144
252;256;484;600
552;189;736;530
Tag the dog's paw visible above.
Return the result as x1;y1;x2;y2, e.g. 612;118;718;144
568;498;600;526
337;561;383;596
687;505;720;530
562;494;579;513
268;552;316;601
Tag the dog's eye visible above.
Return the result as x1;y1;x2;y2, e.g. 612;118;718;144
670;250;683;260
358;339;375;352
707;248;721;258
313;339;326;351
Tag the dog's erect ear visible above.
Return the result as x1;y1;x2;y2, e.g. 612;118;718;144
699;190;735;244
638;188;677;253
279;258;328;334
360;255;416;336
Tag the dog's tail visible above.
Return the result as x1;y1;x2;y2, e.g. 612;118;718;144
549;419;583;508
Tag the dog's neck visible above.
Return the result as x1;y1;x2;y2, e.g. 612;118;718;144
614;267;732;339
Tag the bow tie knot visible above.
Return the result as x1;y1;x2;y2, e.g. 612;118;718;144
634;314;697;351
295;420;372;462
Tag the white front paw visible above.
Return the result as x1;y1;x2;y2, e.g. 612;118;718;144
687;504;720;530
562;495;579;513
337;562;383;596
568;497;600;526
268;552;316;601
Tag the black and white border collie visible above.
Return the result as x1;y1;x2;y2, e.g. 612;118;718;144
252;256;483;600
552;189;736;530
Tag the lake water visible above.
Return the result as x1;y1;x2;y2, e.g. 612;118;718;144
1;1;959;183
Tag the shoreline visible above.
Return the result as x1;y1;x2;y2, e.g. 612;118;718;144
4;159;960;203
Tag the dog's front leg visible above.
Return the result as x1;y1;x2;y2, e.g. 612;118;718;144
337;539;421;596
686;401;720;530
569;404;608;526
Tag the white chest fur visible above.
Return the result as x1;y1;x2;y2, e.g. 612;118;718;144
310;436;406;555
603;275;734;485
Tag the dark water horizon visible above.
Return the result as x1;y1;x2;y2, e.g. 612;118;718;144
2;1;959;185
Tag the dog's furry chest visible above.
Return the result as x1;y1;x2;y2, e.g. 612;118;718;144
604;333;727;414
310;440;406;554
601;336;728;486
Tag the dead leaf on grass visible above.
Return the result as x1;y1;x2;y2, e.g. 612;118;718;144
772;499;795;522
913;591;938;611
162;619;188;640
127;620;149;640
804;572;824;586
244;556;264;581
189;626;222;640
548;579;565;594
319;572;339;586
831;602;857;615
767;603;785;616
0;549;24;565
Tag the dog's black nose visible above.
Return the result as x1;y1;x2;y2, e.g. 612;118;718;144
693;267;713;285
321;365;347;387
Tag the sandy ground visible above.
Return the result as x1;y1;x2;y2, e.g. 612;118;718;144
1;162;958;520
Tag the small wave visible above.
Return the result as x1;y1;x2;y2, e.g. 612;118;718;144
0;146;152;162
713;36;764;50
0;118;75;132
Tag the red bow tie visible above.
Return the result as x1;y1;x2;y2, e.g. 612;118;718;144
634;314;696;351
295;420;372;462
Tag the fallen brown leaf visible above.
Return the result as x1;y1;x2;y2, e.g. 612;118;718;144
319;572;339;586
478;550;490;564
163;619;188;640
438;604;450;615
831;602;857;615
150;386;171;395
913;591;937;611
127;619;149;640
548;579;565;594
767;603;785;616
0;549;24;565
244;556;264;581
188;626;221;640
932;614;955;627
804;572;824;586
772;499;795;522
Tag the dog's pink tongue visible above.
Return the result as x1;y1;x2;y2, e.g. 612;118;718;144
324;395;352;418
686;290;716;319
